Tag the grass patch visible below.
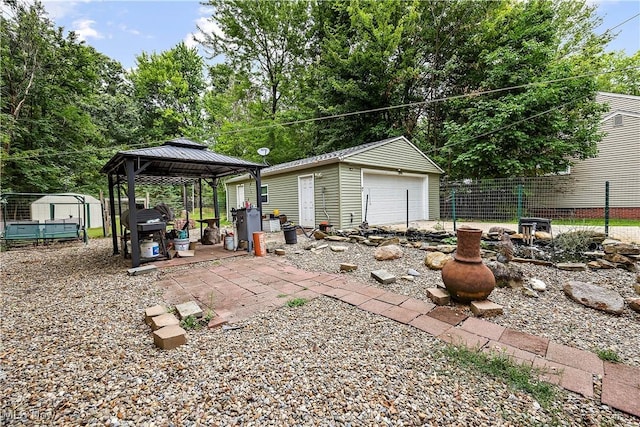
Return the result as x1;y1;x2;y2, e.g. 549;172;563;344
277;293;288;298
286;297;308;308
440;344;557;410
595;348;621;363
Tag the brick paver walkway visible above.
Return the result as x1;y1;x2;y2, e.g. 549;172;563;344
157;253;640;419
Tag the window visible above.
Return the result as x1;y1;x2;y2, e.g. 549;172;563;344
613;114;623;127
260;185;269;204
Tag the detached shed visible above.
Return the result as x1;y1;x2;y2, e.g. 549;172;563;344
226;136;444;229
30;194;103;228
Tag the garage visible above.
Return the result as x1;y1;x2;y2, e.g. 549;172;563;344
362;170;428;225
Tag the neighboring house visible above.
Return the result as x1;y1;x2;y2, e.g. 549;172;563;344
226;136;444;229
546;92;640;218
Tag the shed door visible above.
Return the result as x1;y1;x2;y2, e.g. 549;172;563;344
236;184;245;208
362;172;427;225
298;175;315;227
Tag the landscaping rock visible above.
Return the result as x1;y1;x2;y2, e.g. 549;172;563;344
378;237;400;247
604;242;640;255
587;259;616;269
563;281;624;315
128;265;158;276
604;253;636;271
370;269;396;284
400;275;415;281
556;262;588;271
313;230;328;240
628;298;640;314
275;249;286;256
486;261;523;288
436;245;457;254
374;244;403;261
330;245;348;252
529;278;547;292
522;287;539;298
424;252;451;270
325;235;350;242
407;268;421;276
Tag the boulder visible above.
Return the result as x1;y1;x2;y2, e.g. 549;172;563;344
563;281;624;315
486;261;524;288
374;244;403;261
424;252;452;270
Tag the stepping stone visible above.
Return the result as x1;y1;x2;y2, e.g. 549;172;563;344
427;306;467;325
371;269;396;284
150;313;180;331
470;300;504;317
175;301;203;319
153;325;186;350
144;304;167;326
427;287;450;306
340;263;358;272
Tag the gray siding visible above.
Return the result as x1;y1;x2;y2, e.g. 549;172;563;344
598;92;639;113
338;164;364;228
347;138;442;174
428;175;440;219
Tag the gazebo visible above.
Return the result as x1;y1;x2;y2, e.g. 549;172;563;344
100;138;265;267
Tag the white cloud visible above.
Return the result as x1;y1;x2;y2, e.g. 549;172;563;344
72;18;103;41
119;24;141;36
184;13;223;49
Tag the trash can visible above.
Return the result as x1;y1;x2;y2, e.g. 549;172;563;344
282;225;297;244
253;231;266;256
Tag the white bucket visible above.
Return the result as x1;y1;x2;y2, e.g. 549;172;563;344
141;241;159;258
174;238;190;251
224;236;234;250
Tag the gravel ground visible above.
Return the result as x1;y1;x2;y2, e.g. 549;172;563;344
1;238;639;426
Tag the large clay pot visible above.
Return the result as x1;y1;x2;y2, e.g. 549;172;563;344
441;228;495;302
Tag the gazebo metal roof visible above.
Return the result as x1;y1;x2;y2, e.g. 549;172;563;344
101;138;265;185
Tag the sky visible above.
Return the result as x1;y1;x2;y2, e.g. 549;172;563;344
38;0;640;70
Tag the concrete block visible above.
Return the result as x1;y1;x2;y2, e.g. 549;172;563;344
144;304;167;326
340;263;358;272
153;325;186;350
370;269;396;284
426;287;450;305
127;265;157;276
150;313;180;331
175;301;203;319
470;300;503;317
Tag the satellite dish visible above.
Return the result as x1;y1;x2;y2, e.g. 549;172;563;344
257;147;270;156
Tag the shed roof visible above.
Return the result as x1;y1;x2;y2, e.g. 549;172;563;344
101;138;265;185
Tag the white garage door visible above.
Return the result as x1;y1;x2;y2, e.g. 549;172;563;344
362;172;428;225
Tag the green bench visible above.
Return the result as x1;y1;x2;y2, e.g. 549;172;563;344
2;222;42;247
42;220;82;242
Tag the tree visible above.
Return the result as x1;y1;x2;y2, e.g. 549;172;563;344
436;0;608;178
129;43;206;142
597;51;640;96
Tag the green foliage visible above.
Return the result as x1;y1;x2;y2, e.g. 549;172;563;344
441;344;557;410
286;297;308;308
595;348;621;363
179;315;200;330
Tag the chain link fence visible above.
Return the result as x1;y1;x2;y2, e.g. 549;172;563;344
439;176;640;243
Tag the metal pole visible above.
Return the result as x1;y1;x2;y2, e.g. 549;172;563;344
452;189;457;231
406;189;409;228
604;181;610;237
517;184;523;220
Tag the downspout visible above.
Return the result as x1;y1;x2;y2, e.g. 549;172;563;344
321;187;330;223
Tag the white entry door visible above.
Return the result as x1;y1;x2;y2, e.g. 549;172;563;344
236;184;245;208
298;175;315;227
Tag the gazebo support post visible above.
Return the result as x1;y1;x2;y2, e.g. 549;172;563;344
108;174;119;255
125;159;141;267
248;168;263;231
